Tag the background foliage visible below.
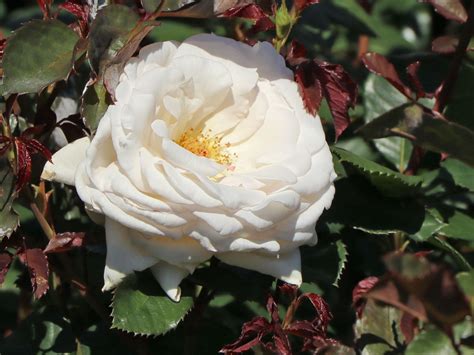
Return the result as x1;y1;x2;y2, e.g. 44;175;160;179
0;0;474;354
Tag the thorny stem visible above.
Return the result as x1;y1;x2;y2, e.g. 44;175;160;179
30;201;55;239
435;1;474;113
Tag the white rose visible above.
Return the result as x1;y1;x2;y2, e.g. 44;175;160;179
42;34;336;301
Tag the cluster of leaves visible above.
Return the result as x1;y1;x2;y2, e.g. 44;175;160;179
0;0;473;354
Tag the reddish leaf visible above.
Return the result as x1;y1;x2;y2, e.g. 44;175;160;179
59;0;90;37
314;62;358;140
432;35;459;53
295;62;324;115
406;61;426;99
362;52;412;98
36;0;52;18
0;38;6;61
400;311;418;343
422;0;468;23
24;139;52;162
285;40;308;66
295;60;357;140
14;139;32;192
279;282;299;300
44;232;85;253
221;4;275;35
222;3;269;20
0;253;12;285
220;316;272;353
294;0;320;12
352;276;379;317
18;248;49;299
298;293;332;333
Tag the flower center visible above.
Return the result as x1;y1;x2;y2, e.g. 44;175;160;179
176;128;235;166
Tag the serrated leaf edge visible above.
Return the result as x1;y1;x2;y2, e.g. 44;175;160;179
332;240;348;287
109;278;194;337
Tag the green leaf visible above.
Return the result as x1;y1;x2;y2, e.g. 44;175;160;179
2;20;79;95
275;2;292;40
354;299;405;355
81;82;110;131
409;209;446;242
0;307;76;354
363;74;413;171
406;326;457;355
358;103;474;167
330;0;378;36
324;177;425;234
456;270;474;297
111;272;194;336
439;210;474;242
332;147;422;198
87;5;139;74
0;159;18;241
301;240;348;287
334;240;348;286
441;158;474;192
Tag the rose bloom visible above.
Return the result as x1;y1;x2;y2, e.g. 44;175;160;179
42;34;336;301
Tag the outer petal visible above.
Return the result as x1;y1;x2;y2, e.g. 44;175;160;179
102;217;158;291
150;262;189;302
217;249;302;286
41;136;90;185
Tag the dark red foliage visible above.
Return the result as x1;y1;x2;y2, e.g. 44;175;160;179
362;52;412;99
357;253;471;338
36;0;52;18
294;0;320;12
0;38;6;61
285;41;308;66
221;4;275;37
352;276;379;318
294;58;358;140
221;284;339;354
432;35;459;53
422;0;468;23
400;311;418;343
279;282;299;300
18;248;49;299
14;139;32;193
0;253;13;285
44;232;85;254
295;62;323;114
221;294;291;354
59;0;90;37
11;135;52;192
406;61;426;99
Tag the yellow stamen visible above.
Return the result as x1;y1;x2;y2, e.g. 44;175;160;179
176;128;235;166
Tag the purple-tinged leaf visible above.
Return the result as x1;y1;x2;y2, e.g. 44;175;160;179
362;52;412;98
18;248;49;299
422;0;468;23
44;232;85;254
407;61;426;99
0;253;12;285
